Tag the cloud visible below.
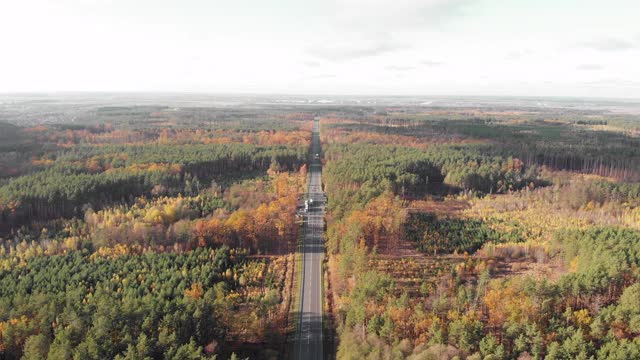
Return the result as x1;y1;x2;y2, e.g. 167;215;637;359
577;64;604;71
603;79;638;86
333;0;474;31
307;39;410;61
311;73;336;79
582;78;640;88
385;65;416;71
419;60;444;67
303;60;322;67
581;38;636;52
305;0;471;63
505;49;533;61
386;61;442;72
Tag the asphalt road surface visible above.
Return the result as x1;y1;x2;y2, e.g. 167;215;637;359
295;119;325;360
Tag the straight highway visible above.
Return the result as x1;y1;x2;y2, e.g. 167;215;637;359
295;118;325;360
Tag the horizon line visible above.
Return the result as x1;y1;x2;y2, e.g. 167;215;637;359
1;90;640;102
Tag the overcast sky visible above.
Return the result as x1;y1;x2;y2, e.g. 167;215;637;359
1;0;639;98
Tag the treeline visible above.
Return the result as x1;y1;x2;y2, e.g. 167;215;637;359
404;213;523;255
0;168;179;226
326;195;523;260
325;117;640;181
43;126;311;147
427;118;640;181
0;144;307;227
558;179;640;210
323;143;540;218
489;142;640;181
55;143;307;175
326;193;406;256
0;122;47;179
554;227;640;310
0;247;287;359
91;105;312;132
0;172;304;263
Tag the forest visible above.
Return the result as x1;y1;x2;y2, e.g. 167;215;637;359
1;100;640;359
0;106;310;359
321;108;640;359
